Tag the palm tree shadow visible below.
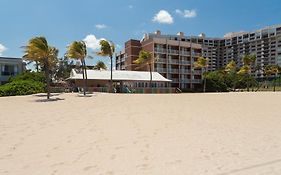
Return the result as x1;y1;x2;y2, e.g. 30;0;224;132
217;159;281;175
33;93;61;97
34;97;65;102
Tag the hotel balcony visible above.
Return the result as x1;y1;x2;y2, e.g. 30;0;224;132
171;78;179;82
180;60;191;65
155;48;166;53
180;69;191;74
178;79;191;83
155;68;167;73
169;59;179;64
192;79;202;83
156;58;167;63
168;49;179;55
193;70;202;75
180;51;191;56
168;68;179;73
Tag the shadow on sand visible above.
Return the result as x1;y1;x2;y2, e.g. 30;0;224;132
34;97;65;102
33;93;61;97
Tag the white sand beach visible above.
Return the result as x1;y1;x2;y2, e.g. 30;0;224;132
0;92;281;175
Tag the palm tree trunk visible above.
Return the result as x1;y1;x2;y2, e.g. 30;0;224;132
110;55;113;93
247;74;250;92
273;74;277;92
44;59;50;99
203;68;206;93
149;64;152;93
81;61;86;96
35;61;39;72
83;60;88;93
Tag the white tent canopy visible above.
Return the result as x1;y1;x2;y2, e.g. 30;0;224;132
69;69;171;82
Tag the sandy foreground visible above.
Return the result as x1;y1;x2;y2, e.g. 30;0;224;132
0;92;281;175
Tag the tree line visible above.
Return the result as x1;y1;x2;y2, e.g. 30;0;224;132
23;37;114;99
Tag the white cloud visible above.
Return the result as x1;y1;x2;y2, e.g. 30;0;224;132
95;24;107;29
83;34;106;51
0;43;7;56
152;10;173;24
175;9;197;18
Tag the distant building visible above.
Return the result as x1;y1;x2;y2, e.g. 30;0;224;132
116;31;203;89
0;57;25;85
116;24;281;90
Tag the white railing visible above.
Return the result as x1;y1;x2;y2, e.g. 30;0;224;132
155;48;167;53
168;50;179;54
168;69;179;73
169;59;179;64
181;60;191;65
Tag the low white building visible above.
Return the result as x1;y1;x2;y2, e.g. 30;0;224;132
68;69;172;93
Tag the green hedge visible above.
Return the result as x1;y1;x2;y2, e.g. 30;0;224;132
0;80;45;97
0;72;46;97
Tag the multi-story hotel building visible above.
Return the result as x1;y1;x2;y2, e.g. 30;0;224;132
0;57;25;85
116;24;281;89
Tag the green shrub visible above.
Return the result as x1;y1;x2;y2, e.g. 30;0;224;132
0;80;45;97
9;71;45;83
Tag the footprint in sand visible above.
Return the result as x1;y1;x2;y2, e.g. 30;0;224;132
83;165;97;171
111;154;116;160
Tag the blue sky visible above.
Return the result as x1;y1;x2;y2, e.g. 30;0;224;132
0;0;281;66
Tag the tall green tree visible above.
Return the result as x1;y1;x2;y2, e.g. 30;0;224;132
238;54;256;91
66;41;88;96
265;64;280;92
23;36;58;99
224;60;237;91
133;50;154;89
194;57;209;92
94;61;107;70
97;40;115;92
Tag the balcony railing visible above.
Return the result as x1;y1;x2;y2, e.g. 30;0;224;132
171;78;179;82
192;79;202;83
156;58;167;63
169;59;179;64
193;70;202;74
181;51;191;56
168;69;179;73
155;48;167;53
180;79;191;83
155;68;167;73
181;60;191;65
168;50;179;54
180;69;191;74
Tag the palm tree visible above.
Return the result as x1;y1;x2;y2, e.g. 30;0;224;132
97;40;115;92
239;54;256;91
94;61;107;70
265;65;280;92
23;36;58;99
225;60;237;91
194;57;208;92
225;60;236;73
133;50;154;89
66;41;88;96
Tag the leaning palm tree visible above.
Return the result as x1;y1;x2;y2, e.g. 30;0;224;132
23;36;58;99
94;61;107;70
66;41;88;96
194;57;209;92
97;40;115;92
133;50;154;89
